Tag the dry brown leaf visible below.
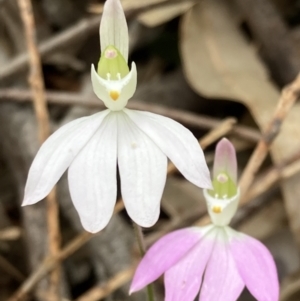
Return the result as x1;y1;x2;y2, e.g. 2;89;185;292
180;0;280;125
138;0;195;27
180;0;300;244
88;0;168;14
238;199;286;240
162;177;206;219
89;0;193;28
121;0;167;10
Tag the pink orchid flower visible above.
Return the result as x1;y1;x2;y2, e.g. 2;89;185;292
130;138;279;301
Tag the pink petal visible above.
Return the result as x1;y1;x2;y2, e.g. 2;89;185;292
213;138;237;184
130;228;203;293
200;228;244;301
229;230;279;301
164;228;217;301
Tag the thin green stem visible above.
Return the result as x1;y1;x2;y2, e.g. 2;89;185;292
146;285;155;301
132;222;155;301
133;222;146;256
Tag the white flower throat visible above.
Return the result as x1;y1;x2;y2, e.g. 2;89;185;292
91;46;137;111
98;46;128;102
204;138;239;226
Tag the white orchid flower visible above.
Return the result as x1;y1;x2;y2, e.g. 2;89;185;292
23;0;212;233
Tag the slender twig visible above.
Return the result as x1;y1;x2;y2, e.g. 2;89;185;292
75;267;135;301
7;205;124;301
17;0;61;298
0;16;101;81
239;73;300;200
132;223;146;256
0;254;25;282
17;0;50;142
280;276;300;301
0;88;260;142
242;149;300;204
0;227;21;241
168;117;236;174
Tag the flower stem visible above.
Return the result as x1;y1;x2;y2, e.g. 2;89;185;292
132;222;155;301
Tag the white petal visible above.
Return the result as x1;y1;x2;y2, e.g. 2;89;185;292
68;113;117;233
124;109;212;189
203;188;240;226
23;110;110;205
100;0;128;61
117;111;167;227
91;62;137;111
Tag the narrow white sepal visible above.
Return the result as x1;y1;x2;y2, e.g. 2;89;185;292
123;109;212;189
68;113;117;233
23;110;110;206
117;111;167;227
203;188;240;226
91;62;137;111
100;0;129;61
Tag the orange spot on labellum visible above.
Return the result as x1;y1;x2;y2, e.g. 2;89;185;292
212;206;222;214
110;90;120;101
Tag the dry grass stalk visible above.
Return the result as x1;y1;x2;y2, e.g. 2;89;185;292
17;0;61;299
239;73;300;201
